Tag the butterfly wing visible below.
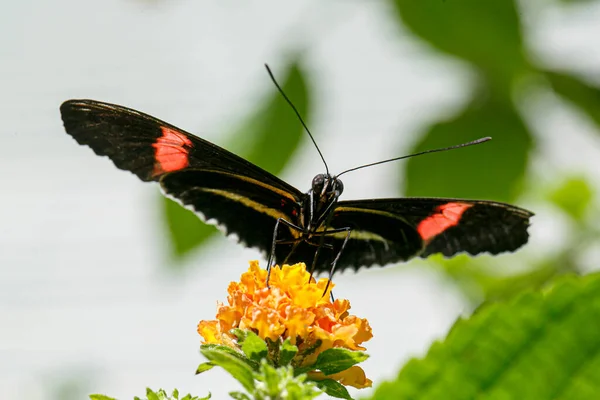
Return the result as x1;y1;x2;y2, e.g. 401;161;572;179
60;99;304;252
318;198;533;273
159;169;304;255
60;99;303;196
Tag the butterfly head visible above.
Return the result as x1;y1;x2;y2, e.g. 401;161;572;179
312;173;344;201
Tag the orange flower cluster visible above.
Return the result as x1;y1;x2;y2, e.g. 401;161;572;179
198;261;373;389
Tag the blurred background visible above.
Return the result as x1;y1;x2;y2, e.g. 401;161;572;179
3;0;600;398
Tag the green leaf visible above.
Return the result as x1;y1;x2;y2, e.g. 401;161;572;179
201;346;256;392
163;197;217;260
162;59;311;261
279;338;298;366
139;388;210;400
404;96;532;202
230;328;249;342
228;392;251;400
438;255;568;303
229;62;311;175
200;344;243;358
200;344;258;369
240;331;268;363
195;361;216;374
548;176;594;222
313;379;352;400
259;361;281;395
391;0;528;90
545;70;600;128
89;395;117;400
368;273;600;399
312;348;368;376
146;388;160;400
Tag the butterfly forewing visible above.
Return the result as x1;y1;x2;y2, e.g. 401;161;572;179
60;100;303;196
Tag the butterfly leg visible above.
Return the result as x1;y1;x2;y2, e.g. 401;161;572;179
323;227;352;296
266;217;303;287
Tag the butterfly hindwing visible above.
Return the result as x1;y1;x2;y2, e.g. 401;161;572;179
323;198;533;272
318;205;425;272
159;169;302;255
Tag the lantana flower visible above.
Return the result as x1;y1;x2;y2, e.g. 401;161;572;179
198;261;373;390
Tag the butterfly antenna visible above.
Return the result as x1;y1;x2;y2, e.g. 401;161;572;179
336;137;492;178
265;64;329;175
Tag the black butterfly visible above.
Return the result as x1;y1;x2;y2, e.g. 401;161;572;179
60;97;532;278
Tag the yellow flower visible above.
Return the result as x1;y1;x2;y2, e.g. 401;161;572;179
197;260;373;389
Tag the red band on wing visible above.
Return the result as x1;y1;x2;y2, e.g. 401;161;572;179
152;127;193;175
417;202;473;241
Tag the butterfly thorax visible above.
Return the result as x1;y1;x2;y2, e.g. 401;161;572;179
302;173;344;232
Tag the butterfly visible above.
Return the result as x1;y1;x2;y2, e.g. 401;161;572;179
60;95;533;280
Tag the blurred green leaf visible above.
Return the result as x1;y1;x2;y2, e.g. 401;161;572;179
557;0;599;4
314;379;352;400
163;198;217;260
391;0;528;90
404;96;532;202
201;346;255;392
90;395;116;400
545;70;600;129
162;59;311;261
368;273;600;399
259;361;281;395
548;176;594;222
433;255;569;304
138;388;210;400
228;392;251;400
228;62;311;175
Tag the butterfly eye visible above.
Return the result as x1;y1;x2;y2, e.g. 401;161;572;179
335;179;344;195
312;174;325;191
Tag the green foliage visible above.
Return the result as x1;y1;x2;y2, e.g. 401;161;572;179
229;392;252;400
199;341;325;399
545;70;600;128
162;59;312;261
433;255;568;303
404;97;532;202
201;346;256;392
197;333;369;399
163;198;215;261
90;389;210;400
314;379;351;400
279;339;299;366
195;362;215;374
390;0;600;303
549;176;594;222
252;361;321;400
392;0;528;91
367;273;600;399
311;348;368;376
240;331;269;363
